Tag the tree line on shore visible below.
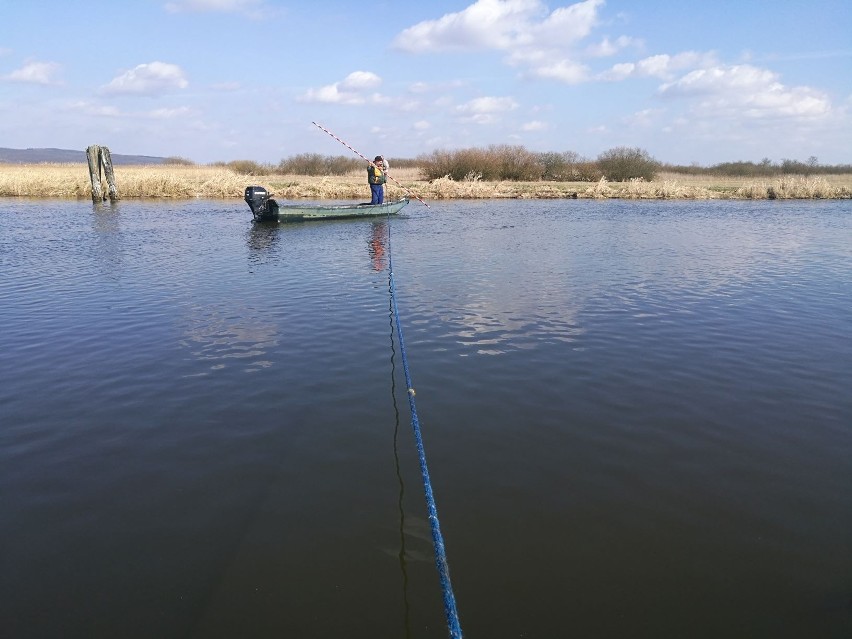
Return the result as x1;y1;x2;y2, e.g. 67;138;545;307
168;146;851;182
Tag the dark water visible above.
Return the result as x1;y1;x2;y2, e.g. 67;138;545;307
1;197;850;638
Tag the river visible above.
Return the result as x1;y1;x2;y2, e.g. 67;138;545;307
1;197;850;638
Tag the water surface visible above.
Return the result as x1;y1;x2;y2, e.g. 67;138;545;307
1;198;850;638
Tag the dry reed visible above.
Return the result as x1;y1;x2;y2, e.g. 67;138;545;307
1;163;850;200
733;176;849;199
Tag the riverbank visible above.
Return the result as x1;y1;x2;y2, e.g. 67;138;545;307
1;163;850;199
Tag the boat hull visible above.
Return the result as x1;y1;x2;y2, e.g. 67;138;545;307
261;197;409;222
279;198;409;221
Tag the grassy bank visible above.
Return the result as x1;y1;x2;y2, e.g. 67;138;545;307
1;163;851;200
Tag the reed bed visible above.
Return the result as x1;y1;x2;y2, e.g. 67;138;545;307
1;163;850;200
732;176;849;199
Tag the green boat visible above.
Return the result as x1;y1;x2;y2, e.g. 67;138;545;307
245;185;409;222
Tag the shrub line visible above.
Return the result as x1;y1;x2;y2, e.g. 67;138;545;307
1;163;850;200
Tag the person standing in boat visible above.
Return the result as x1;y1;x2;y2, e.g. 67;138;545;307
368;155;387;205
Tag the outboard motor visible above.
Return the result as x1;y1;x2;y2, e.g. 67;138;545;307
244;185;278;222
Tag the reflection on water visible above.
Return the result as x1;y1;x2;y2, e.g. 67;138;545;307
369;221;388;272
448;303;585;356
246;221;280;255
89;203;124;280
389;283;413;639
179;302;279;374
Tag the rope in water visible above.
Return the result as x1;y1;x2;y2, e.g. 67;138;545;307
309;120;459;635
386;214;463;639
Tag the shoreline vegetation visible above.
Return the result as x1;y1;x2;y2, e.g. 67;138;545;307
1;163;851;201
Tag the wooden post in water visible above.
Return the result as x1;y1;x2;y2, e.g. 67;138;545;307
100;147;119;201
85;145;120;203
86;145;103;202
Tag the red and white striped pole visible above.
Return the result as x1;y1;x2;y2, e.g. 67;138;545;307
312;121;429;208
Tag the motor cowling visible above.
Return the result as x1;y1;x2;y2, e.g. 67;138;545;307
244;185;278;221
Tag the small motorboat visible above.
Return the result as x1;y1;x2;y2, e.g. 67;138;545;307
245;185;409;222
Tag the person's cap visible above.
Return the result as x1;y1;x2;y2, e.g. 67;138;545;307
374;155;383;161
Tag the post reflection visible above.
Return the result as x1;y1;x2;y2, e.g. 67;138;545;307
89;202;124;280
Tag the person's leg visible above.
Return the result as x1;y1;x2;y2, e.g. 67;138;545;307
370;184;380;204
377;185;384;204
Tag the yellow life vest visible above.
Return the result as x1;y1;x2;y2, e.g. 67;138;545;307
368;165;385;185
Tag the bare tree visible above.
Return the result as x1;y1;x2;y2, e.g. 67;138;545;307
597;147;660;181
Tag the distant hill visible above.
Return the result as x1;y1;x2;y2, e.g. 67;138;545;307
0;147;170;165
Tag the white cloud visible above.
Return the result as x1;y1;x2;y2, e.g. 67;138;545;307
585;35;639;57
621;108;662;127
413;120;431;131
338;71;382;91
521;120;548;131
164;0;265;15
661;64;772;95
65;101;193;120
525;58;589;83
458;96;518;113
393;0;545;52
3;61;61;85
394;0;608;85
147;106;193;119
457;96;518;124
102;62;188;96
528;0;604;48
659;64;831;119
300;71;383;105
394;0;604;53
599;51;717;81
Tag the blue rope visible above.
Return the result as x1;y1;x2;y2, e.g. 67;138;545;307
386;215;463;639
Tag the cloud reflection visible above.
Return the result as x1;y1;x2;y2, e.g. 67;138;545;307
179;304;279;374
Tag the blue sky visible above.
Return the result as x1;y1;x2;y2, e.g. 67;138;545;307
1;0;850;165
